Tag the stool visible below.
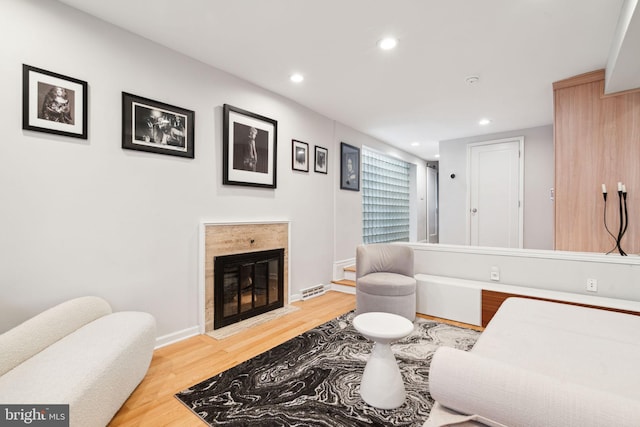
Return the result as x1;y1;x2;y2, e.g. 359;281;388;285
353;311;414;409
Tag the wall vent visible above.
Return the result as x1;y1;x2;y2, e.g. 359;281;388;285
301;284;326;300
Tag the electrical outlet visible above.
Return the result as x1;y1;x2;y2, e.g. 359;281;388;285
586;278;598;292
490;266;500;281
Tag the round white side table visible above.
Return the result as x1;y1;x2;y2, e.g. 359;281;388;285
353;311;414;409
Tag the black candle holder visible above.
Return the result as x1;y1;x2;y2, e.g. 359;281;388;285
603;186;628;256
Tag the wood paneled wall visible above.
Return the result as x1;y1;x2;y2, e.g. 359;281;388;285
554;70;640;253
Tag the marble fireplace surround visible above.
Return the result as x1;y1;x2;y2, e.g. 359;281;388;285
199;221;290;333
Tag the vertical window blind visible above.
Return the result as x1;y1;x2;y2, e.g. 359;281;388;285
362;147;410;244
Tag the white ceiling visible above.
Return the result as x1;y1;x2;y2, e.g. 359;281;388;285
57;0;638;160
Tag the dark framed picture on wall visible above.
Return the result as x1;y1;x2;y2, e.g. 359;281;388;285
340;142;360;191
22;64;88;139
314;146;328;174
292;139;309;172
223;104;278;188
122;92;195;158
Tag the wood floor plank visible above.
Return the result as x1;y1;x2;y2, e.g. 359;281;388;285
416;313;485;332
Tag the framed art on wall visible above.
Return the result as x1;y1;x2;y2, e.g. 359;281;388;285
314;146;328;174
340;142;360;191
292;140;309;172
223;104;278;188
22;64;88;139
122;92;195;158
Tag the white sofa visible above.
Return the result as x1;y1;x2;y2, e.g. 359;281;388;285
425;297;640;427
0;296;156;427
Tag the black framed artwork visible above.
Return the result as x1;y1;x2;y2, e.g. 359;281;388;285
314;146;328;174
340;142;360;191
292;139;309;172
122;92;195;158
22;64;88;139
223;104;278;188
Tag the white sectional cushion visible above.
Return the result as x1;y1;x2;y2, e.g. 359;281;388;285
472;298;640;400
0;296;112;376
428;346;640;427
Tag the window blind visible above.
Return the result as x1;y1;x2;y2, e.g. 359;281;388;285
362;148;410;244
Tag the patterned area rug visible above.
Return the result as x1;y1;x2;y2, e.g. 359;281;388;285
176;311;480;426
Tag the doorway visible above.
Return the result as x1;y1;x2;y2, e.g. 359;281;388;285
467;137;523;248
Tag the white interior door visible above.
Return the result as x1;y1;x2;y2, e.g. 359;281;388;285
468;138;523;248
426;167;439;243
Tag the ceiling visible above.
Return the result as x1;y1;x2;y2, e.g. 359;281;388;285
57;0;639;161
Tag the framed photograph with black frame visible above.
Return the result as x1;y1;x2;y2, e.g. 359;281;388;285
223;104;277;188
22;64;88;139
292;139;309;172
314;146;328;174
122;92;194;158
340;142;360;191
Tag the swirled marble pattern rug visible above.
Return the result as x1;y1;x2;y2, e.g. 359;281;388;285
176;311;480;426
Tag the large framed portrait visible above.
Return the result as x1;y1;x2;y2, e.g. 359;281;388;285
122;92;195;158
292;139;309;172
340;142;360;191
223;104;277;188
314;146;328;174
22;64;88;139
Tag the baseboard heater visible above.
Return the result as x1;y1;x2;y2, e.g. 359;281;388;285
301;284;326;300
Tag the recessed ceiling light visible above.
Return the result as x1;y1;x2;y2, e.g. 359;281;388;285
290;73;304;83
411;142;420;147
479;118;491;126
378;37;398;50
435;154;440;158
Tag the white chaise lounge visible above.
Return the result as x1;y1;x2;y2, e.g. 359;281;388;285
0;296;156;427
425;297;640;427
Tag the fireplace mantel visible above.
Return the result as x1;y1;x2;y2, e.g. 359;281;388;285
198;220;290;333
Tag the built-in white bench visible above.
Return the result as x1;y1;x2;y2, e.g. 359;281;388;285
416;273;640;327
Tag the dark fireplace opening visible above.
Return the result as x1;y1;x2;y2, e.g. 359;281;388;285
214;248;284;329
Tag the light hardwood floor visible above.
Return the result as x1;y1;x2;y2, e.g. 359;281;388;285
109;290;482;426
109;291;356;426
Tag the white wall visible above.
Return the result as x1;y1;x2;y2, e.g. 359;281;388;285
438;125;554;249
0;0;426;340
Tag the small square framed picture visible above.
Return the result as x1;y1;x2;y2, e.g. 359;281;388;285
314;146;328;174
292;139;309;172
22;64;88;139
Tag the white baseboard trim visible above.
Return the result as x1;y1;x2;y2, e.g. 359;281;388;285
155;326;200;349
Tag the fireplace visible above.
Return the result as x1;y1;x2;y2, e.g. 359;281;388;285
201;221;289;333
214;248;284;329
